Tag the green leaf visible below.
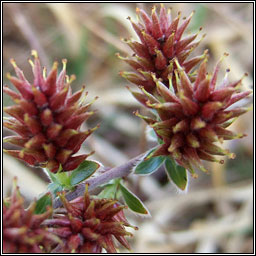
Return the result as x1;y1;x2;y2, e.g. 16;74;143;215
55;172;70;187
98;184;117;199
165;157;188;190
44;168;59;183
119;183;149;215
70;160;100;186
135;150;166;175
45;168;71;191
98;178;121;199
34;193;52;214
47;183;63;197
3;199;10;208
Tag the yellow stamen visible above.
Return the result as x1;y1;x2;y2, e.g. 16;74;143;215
62;59;67;70
31;49;38;58
69;74;76;84
151;5;156;15
10;58;17;68
28;59;34;68
52;61;58;70
6;72;12;79
228;152;236;159
78;91;89;105
43;67;47;79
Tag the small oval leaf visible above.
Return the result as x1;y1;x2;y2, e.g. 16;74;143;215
135;150;166;175
35;193;52;214
98;184;117;199
44;168;59;184
165;157;188;190
119;183;149;215
70;160;100;186
47;183;63;197
55;172;70;187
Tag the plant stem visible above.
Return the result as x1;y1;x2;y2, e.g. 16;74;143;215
53;153;145;208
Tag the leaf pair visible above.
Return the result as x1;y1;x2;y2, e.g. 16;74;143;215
135;149;188;191
98;178;149;216
47;160;100;196
97;178;121;199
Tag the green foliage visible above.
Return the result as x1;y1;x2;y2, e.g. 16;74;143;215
135;150;166;175
47;160;99;196
97;178;121;199
35;193;52;214
47;182;63;196
70;160;100;186
165;157;188;191
98;184;117;199
134;149;188;191
119;183;149;215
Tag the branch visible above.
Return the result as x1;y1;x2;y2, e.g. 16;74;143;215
53;153;145;208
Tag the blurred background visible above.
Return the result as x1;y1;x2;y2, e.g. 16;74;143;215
3;2;253;253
